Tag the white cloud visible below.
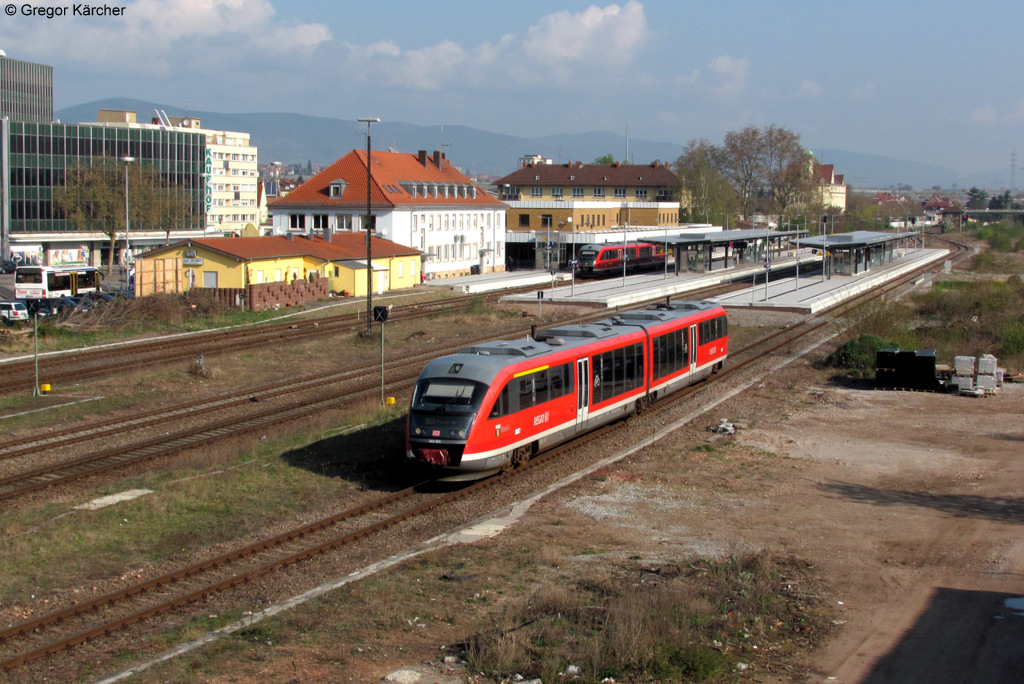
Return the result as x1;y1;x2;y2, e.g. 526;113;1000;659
799;80;822;96
970;106;998;125
5;0;330;79
1008;101;1024;123
849;80;875;101
707;55;749;99
340;2;650;91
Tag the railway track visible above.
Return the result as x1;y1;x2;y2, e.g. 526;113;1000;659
0;281;742;502
0;288;532;394
0;243;966;675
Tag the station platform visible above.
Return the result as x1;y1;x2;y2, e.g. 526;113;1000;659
427;247;948;313
421;269;572;294
712;247;949;313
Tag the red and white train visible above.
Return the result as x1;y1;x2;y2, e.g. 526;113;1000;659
407;300;728;479
575;241;667;277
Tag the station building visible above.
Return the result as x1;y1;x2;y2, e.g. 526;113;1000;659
493;158;681;269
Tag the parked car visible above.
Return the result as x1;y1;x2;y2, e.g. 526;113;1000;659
0;300;29;324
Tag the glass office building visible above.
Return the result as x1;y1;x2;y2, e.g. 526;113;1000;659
0;54;53;124
1;119;207;265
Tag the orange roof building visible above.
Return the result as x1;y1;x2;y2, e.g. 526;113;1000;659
269;149;507;278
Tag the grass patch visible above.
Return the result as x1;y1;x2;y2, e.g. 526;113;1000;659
0;415;387;604
462;553;831;683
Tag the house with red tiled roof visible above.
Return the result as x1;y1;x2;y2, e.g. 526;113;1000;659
136;234;421;305
813;162;847;212
268;149;507;279
492;159;680;269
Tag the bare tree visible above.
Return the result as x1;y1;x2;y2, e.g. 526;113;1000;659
674;139;737;224
54;157;197;275
720;126;764;218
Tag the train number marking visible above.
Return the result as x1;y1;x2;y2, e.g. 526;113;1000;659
533;411;550;427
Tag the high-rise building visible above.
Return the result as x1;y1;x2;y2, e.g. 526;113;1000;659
0;55;259;268
0;52;53;124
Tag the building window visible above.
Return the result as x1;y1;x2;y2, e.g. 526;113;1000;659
593;188;606;198
312;214;328;229
551;187;564;198
519;214;531;228
541;215;553;228
531;187;543;198
635;189;648;199
290;215;306;229
572;187;584;198
614;188;626;198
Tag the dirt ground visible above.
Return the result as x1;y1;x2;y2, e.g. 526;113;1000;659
175;346;1024;684
482;362;1024;683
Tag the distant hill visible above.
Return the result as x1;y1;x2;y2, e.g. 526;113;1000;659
57;98;1004;189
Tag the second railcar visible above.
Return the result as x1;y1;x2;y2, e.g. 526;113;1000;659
407;300;727;479
576;241;667;277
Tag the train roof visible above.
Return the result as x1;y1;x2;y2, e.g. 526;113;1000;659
417;301;724;384
578;241;658;251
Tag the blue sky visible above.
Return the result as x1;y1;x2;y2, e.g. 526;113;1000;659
4;0;1023;178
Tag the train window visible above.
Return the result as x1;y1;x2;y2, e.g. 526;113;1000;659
592;344;643;402
489;385;510;418
549;364;566;398
518;376;536;409
653;329;689;380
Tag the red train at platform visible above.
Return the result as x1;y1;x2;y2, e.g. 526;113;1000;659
575;240;667;277
407;300;728;479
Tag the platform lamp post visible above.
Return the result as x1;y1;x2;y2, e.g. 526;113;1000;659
358;117;380;334
119;156;135;283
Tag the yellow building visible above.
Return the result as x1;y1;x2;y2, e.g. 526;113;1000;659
138;234;421;299
493;159;680;268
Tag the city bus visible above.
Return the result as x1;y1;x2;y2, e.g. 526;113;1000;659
14;265;102;299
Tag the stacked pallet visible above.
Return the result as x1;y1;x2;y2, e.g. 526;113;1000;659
949;354;1003;396
875;348;940;391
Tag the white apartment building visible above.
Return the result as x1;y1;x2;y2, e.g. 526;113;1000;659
93;110;260;236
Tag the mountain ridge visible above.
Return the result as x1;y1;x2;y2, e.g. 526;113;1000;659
56;97;1006;190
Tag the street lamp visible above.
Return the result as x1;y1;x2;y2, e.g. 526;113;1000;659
120;156;135;271
358;117;380;333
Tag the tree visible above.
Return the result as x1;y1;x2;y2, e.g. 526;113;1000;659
593;153;615;165
965;187;989;210
674;139;737;224
53;157;196;275
720;126;764;218
988;190;1012;210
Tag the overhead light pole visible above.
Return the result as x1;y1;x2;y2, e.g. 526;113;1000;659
358;117;380;333
120;156;135;275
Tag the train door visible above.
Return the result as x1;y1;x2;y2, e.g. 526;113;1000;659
576;357;590;427
689;324;698;374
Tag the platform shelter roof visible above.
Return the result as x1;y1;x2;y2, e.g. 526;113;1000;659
671;228;807;245
796;230;919;249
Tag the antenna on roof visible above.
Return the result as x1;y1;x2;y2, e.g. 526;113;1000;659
440;126;452;153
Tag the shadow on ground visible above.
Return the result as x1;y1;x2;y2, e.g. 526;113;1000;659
864;587;1024;684
819;481;1024;524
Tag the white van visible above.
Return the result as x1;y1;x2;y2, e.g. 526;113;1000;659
0;300;29;324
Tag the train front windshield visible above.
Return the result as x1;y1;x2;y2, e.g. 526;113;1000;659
412;379;486;412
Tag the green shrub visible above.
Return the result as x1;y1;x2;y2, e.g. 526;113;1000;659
824;334;899;375
1003;321;1024;356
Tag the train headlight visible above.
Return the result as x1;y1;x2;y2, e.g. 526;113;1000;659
414;427;422;435
458;430;467;438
